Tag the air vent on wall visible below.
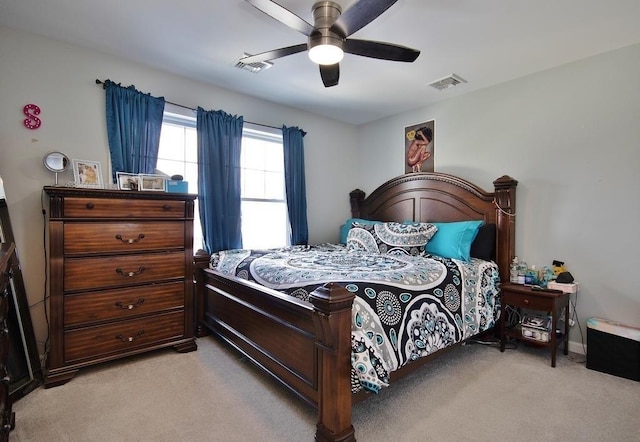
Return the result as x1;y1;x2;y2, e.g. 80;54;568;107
428;74;467;90
235;53;273;73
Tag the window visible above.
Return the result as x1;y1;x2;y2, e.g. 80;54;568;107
157;112;203;250
158;114;288;251
241;125;289;249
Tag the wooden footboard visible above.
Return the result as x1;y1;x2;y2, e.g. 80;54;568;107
196;265;356;441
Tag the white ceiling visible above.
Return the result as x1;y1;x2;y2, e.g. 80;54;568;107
2;0;640;125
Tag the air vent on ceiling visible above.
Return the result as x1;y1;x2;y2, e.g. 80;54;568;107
428;74;467;91
235;53;273;73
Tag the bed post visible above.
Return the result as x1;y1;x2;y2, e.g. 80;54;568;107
193;251;211;338
349;189;365;218
309;283;356;442
493;175;518;282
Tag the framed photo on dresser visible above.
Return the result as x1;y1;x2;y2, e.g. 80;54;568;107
139;174;166;191
72;159;103;188
116;172;140;191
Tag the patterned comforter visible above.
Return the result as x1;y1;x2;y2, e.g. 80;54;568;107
210;244;501;393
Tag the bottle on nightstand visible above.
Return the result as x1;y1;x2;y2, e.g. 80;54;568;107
517;259;527;284
510;257;519;284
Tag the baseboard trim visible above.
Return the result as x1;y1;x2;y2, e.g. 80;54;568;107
568;340;586;355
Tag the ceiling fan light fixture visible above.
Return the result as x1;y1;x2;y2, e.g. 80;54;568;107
242;0;420;86
308;44;344;65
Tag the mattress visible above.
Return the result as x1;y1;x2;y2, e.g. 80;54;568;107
210;243;501;393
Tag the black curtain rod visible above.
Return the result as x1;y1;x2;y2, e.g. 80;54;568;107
95;79;281;131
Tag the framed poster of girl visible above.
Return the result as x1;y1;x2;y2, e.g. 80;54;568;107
404;120;435;173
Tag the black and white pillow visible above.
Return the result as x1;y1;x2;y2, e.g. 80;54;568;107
346;222;438;256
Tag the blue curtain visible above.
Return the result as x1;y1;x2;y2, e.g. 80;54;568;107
197;108;243;254
282;125;309;245
105;81;165;181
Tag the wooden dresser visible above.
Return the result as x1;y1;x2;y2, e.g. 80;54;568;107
44;187;197;387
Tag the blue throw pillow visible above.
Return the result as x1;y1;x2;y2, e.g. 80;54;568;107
339;218;382;244
425;220;484;261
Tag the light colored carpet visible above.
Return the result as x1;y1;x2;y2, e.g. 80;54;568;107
11;336;640;441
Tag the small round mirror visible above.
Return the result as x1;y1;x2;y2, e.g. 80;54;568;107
43;151;70;185
43;151;69;173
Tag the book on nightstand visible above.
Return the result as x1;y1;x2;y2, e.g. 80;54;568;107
546;281;579;293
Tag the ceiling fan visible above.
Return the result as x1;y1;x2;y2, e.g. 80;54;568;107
239;0;420;87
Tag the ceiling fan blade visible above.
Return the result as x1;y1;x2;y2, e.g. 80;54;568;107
319;64;340;87
344;39;420;62
330;0;398;37
239;43;308;64
246;0;316;36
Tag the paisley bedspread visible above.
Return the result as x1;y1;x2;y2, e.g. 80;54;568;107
209;244;501;393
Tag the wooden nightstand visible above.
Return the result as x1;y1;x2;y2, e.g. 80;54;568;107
500;283;570;367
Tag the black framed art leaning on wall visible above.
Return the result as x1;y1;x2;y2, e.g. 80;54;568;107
0;197;43;402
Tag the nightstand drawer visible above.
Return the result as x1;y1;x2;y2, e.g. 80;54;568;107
63;197;185;219
64;311;185;363
64;251;185;291
64;222;185;254
64;281;184;327
502;291;552;310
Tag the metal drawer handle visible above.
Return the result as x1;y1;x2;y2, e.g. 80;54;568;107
115;330;144;342
86;202;95;209
115;233;145;244
115;298;145;310
524;298;529;305
115;266;146;277
162;204;171;211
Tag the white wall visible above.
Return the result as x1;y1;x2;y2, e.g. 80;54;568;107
357;43;640;350
0;26;359;355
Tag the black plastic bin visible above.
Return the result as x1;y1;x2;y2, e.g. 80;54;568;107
586;317;640;381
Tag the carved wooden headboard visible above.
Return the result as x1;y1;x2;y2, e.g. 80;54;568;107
349;172;518;282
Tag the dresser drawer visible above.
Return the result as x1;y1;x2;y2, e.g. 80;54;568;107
63;197;185;219
64;251;185;291
64;222;185;254
64;311;185;363
64;281;184;327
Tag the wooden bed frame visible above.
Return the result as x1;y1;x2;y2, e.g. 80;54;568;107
194;172;517;441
